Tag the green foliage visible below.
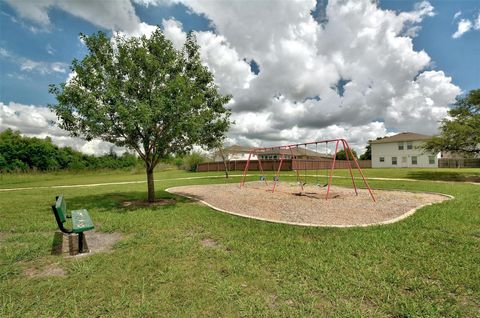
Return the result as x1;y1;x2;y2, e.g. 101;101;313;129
49;28;231;201
0;129;138;172
174;157;184;169
359;144;371;160
423;89;480;156
183;151;206;171
335;149;358;160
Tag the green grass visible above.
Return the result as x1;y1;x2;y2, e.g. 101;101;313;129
2;167;479;190
0;169;479;317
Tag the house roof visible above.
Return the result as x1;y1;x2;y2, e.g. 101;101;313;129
369;132;432;144
256;147;332;158
221;145;251;154
220;144;332;158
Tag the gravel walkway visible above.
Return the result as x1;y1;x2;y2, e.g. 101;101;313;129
167;181;450;227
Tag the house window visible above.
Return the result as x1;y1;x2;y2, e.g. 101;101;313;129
428;156;435;164
379;157;385;163
407;142;413;150
411;156;417;165
398;142;404;150
392;157;397;165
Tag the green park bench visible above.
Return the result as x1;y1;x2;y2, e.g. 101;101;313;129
51;195;94;254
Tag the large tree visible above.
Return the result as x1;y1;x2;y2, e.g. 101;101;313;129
359;144;371;160
335;149;357;160
49;29;231;202
423;89;480;157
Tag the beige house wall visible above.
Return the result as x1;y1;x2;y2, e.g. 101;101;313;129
371;140;440;168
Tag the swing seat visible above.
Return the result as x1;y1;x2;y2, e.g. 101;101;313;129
259;176;266;181
273;176;279;182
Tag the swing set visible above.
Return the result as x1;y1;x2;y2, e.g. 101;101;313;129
240;138;376;202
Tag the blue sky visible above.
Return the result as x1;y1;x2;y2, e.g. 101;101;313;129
382;0;479;93
0;0;478;154
0;1;212;105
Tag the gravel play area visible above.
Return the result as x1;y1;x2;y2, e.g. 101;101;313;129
167;181;451;227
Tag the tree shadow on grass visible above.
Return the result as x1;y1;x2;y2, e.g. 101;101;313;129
64;190;193;213
406;171;480;183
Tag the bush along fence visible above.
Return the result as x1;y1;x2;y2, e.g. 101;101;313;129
438;158;480;168
196;159;372;172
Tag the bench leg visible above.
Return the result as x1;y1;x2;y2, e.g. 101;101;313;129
78;232;84;253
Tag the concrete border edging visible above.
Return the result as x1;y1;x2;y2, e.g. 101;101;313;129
165;186;454;228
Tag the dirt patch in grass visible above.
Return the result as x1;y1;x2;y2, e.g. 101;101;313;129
51;231;124;257
122;199;176;207
167;181;451;227
201;238;219;248
24;263;66;278
84;231;124;254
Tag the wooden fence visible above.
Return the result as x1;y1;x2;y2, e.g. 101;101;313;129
438;158;480;168
196;159;372;172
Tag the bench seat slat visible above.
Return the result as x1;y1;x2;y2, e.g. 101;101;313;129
71;209;94;233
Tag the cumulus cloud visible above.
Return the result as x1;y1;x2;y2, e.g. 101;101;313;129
475;13;480;30
162;19;186;50
452;19;473;38
0;102;123;155
453;11;462;21
46;43;55;55
3;0;463;155
451;12;480;38
155;0;459;152
20;60;68;74
161;18;255;96
4;0;141;33
0;47;69;75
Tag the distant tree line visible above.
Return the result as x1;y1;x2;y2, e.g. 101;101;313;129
0;129;138;172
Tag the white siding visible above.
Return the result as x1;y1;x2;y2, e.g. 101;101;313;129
371;141;439;168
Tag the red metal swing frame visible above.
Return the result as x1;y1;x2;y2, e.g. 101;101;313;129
240;138;376;202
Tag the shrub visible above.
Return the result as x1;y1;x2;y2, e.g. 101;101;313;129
183;152;205;172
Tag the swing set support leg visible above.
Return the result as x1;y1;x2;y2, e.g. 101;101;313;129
347;142;376;202
341;139;358;196
240;152;252;188
326;140;339;200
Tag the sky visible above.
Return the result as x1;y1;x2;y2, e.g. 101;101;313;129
0;0;479;155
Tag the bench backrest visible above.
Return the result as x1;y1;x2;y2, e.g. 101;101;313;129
54;195;67;223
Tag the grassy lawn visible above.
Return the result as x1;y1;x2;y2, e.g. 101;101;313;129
0;169;479;317
1;167;479;190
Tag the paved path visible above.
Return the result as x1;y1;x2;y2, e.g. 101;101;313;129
0;173;477;193
0;175;246;192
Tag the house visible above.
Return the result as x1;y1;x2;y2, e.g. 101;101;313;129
256;147;331;160
210;144;331;162
370;132;439;168
210;145;252;161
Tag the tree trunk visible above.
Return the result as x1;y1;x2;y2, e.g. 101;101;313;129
219;149;229;179
146;168;155;202
222;157;229;179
